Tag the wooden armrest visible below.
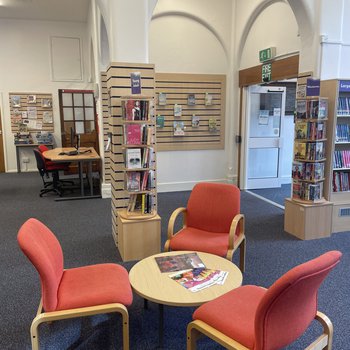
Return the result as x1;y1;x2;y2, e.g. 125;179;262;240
228;214;245;249
167;207;187;239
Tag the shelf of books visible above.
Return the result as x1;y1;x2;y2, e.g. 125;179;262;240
320;79;350;233
291;96;328;203
119;96;158;220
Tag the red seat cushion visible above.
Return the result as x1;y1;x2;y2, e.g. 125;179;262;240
193;285;266;349
56;263;133;311
169;227;231;257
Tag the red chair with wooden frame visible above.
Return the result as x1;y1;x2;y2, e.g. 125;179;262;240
17;218;133;350
187;250;342;350
164;182;246;272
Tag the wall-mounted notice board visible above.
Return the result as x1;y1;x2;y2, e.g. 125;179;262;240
9;92;54;133
155;73;226;151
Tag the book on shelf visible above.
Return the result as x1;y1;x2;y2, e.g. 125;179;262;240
292;181;323;201
295;121;308;139
126;148;141;169
337;96;350;115
155;252;205;273
292;161;304;180
127;193;154;214
336;124;350;142
123;99;149;121
296;98;328;119
169;268;229;292
126;124;141;144
126;172;141;192
141;147;150;168
294;142;307;160
141;171;149;191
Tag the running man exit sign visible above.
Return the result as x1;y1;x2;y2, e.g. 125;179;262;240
259;47;276;63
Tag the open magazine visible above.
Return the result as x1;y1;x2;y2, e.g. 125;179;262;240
155;252;205;273
169;268;229;292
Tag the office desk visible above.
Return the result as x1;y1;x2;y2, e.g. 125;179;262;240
43;147;101;201
15;143;53;173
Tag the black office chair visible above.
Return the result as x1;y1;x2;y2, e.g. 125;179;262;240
33;149;70;197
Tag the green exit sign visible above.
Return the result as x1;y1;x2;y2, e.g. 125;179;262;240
259;47;276;62
262;63;272;82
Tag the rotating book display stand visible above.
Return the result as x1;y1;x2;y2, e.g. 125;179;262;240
285;79;332;240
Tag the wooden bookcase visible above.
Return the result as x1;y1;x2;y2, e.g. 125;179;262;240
119;96;157;220
321;79;350;233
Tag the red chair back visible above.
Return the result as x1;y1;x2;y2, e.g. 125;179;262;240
254;250;342;349
38;144;49;153
186;183;240;233
17;218;64;312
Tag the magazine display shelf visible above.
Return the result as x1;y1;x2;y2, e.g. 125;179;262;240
120;96;158;220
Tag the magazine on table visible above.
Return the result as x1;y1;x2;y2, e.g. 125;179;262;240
169;268;229;292
155;252;205;273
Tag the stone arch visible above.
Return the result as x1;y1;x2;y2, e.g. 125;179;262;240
151;11;229;60
237;0;312;67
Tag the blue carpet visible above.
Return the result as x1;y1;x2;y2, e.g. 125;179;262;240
1;173;349;349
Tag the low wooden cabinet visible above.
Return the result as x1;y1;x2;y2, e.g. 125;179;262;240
117;212;161;261
284;198;332;240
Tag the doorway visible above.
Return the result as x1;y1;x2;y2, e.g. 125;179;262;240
244;85;286;189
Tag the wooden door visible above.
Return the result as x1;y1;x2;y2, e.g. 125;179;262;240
58;89;100;172
0;110;5;172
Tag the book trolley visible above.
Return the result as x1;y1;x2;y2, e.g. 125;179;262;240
285;80;333;239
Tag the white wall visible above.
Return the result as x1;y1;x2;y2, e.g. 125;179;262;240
149;0;234;192
239;1;300;69
0;18;91;172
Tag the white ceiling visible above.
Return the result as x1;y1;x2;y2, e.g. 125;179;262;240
0;0;90;22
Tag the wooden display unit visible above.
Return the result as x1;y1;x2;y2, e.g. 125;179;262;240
321;79;350;232
121;96;157;219
117;214;161;261
285;76;333;239
291;96;328;203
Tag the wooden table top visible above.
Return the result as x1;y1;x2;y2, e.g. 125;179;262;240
43;147;100;162
129;251;243;307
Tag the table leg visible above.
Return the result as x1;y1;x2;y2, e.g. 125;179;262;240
79;161;84;196
16;147;21;173
159;304;164;348
88;160;93;195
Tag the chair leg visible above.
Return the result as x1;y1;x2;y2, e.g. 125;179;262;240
30;303;129;350
187;322;200;350
239;237;246;273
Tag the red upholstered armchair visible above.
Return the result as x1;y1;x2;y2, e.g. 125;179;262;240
17;218;133;350
187;250;342;350
164;182;246;272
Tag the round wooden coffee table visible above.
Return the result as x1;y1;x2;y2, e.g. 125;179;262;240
129;251;243;347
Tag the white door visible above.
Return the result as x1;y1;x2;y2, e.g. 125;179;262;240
244;85;286;189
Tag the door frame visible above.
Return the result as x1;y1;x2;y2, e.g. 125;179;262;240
237;55;300;188
0;93;7;172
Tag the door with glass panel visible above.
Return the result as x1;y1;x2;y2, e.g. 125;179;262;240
59;89;99;172
245;85;286;189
